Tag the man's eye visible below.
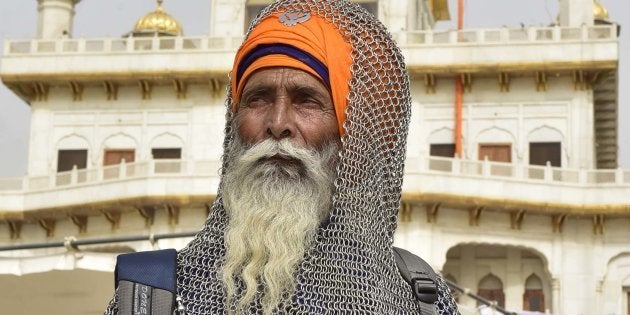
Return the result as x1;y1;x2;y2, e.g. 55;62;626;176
296;96;322;107
244;97;267;107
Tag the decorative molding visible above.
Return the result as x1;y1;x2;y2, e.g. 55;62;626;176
468;206;484;226
1;70;229;84
425;203;440;223
403;192;630;217
38;218;56;237
139;80;152;100
461;73;472;93
592;214;605;235
68;214;88;234
7;221;22;239
102;210;122;230
136;206;155;227
573;70;589;91
0;195;216;222
166;204;180;225
552;214;567;233
498;72;510;92
103;80;118;100
510;210;526;230
406;60;617;75
209;78;222;96
173;79;187;99
534;71;547;92
399;201;412;222
423;74;436;94
68;81;84;101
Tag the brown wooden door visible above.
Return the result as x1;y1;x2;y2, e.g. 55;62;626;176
479;144;511;162
104;150;135;165
103;150;135;179
478;289;505;308
523;289;545;312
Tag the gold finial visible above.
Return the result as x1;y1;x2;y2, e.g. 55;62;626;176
594;1;609;20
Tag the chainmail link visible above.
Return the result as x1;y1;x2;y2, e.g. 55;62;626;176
106;1;459;314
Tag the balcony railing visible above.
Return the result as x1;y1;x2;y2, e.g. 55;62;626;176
3;35;244;56
407;155;630;186
1;156;628;194
396;24;617;46
3;25;616;57
0;159;221;192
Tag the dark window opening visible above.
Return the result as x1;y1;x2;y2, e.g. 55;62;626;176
152;148;182;173
430;143;456;157
529;142;561;167
57;149;87;172
152;148;182;159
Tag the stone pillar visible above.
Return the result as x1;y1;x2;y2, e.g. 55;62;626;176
505;247;522;309
551;277;561;314
460;245;477;310
558;0;594;27
37;0;80;39
209;0;246;37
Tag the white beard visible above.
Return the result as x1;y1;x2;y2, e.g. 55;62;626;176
220;137;338;314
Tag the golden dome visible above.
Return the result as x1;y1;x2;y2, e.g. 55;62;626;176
594;1;609;20
133;0;183;36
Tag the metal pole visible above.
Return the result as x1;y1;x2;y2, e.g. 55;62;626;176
444;278;518;315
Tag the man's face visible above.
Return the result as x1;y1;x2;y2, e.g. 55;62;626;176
234;67;339;149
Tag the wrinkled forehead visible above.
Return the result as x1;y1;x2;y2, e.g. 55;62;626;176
231;8;352;136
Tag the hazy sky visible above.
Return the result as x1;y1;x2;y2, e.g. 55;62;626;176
0;0;627;177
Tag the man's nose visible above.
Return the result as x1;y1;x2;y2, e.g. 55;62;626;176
266;97;295;139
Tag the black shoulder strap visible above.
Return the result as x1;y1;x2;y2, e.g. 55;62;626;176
115;249;181;315
393;246;439;315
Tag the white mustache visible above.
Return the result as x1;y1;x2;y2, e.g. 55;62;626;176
239;139;315;166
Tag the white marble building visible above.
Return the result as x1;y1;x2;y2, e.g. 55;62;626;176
0;0;627;314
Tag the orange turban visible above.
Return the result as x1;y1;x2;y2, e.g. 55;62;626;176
231;10;352;136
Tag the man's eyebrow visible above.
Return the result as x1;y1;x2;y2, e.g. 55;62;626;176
289;86;330;101
241;85;273;100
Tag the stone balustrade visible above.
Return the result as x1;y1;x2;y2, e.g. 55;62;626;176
3;25;616;57
396;24;617;46
4;36;244;55
0;156;628;213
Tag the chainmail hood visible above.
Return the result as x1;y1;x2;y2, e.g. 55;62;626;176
107;1;458;314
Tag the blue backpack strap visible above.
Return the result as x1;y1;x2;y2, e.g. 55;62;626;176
115;249;179;315
393;246;439;315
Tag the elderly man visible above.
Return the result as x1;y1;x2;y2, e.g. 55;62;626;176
107;0;458;314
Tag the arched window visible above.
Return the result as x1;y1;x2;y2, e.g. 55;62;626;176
523;274;545;312
477;274;505;308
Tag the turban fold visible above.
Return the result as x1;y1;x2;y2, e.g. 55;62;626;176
231;12;352;136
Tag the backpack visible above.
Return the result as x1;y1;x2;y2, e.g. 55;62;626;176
114;247;439;314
